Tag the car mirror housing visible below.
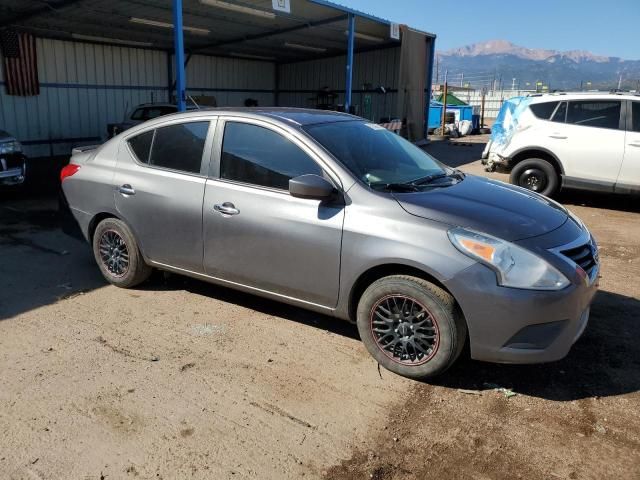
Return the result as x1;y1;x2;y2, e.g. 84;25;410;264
289;174;335;200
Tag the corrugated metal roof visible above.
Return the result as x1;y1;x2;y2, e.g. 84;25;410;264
0;0;420;62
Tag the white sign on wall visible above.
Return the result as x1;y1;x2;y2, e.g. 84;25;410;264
272;0;291;13
390;23;400;40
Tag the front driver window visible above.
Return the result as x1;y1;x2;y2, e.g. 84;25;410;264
220;122;323;190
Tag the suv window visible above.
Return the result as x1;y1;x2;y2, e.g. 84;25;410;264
220;122;323;190
127;130;154;163
131;106;176;121
632;102;640;132
149;122;209;174
566;100;621;130
530;101;559;120
551;102;567;123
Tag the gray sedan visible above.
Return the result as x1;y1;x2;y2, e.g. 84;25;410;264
61;108;599;379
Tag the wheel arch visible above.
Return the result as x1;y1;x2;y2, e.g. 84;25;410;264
510;147;565;176
347;263;457;323
88;212;121;244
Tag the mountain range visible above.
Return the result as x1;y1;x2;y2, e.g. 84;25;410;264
436;40;640;90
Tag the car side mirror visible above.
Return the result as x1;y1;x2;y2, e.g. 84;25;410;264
289;174;335;200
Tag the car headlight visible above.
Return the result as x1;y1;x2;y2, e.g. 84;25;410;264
0;140;22;155
448;227;570;290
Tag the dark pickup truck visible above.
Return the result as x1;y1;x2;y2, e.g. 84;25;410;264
0;130;26;186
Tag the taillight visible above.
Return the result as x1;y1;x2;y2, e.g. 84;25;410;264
60;164;80;182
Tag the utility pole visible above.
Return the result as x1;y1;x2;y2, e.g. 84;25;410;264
480;88;486;129
440;70;448;134
618;75;623;90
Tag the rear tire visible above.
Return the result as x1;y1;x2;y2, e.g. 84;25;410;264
510;158;559;197
92;218;152;288
356;275;466;380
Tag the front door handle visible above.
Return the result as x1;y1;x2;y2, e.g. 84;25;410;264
118;184;136;196
628;143;640;148
549;134;568;139
214;202;240;216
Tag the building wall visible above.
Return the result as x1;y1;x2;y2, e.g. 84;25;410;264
277;47;401;123
0;38;169;158
442;89;536;120
185;55;275;108
0;38;276;158
0;37;401;158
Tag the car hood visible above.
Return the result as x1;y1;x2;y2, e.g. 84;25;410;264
393;175;568;241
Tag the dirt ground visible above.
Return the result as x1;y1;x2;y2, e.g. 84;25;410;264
1;144;638;480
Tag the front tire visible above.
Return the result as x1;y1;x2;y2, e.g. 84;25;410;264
92;218;152;288
356;275;466;380
510;158;559;197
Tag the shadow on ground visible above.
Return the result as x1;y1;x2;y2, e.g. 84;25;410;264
147;273;640;402
143;271;361;341
559;189;640;214
0;159;105;321
424;139;486;169
432;289;640;401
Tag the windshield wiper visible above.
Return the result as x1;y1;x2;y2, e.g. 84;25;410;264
370;170;463;192
410;173;449;185
370;182;421;192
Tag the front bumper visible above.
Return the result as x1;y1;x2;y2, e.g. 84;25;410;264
444;225;599;364
0;154;26;186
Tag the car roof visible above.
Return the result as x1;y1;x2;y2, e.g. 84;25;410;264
144;107;361;127
528;92;640;103
135;103;178;109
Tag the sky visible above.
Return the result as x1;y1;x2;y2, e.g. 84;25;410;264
333;0;640;60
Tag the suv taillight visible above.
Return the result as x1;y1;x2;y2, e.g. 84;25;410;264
60;164;80;182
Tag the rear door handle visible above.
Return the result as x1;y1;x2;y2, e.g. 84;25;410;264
118;184;136;196
549;135;568;139
214;202;240;216
628;143;640;148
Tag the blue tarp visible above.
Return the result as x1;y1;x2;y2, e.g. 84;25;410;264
489;96;533;148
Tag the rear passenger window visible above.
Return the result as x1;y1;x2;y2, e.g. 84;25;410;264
530;102;559;120
220;122;323;190
127;130;154;163
149;122;209;174
566;101;621;130
551;102;567;123
632;102;640;132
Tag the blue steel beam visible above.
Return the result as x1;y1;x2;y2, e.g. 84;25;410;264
345;13;355;112
173;0;186;112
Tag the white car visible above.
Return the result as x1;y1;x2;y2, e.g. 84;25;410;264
482;92;640;197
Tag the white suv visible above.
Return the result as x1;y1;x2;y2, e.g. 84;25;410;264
482;92;640;197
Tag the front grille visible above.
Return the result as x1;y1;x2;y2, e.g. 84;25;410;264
0;154;24;171
561;241;598;276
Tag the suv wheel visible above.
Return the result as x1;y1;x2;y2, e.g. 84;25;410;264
510;158;559;197
93;218;152;288
356;275;467;380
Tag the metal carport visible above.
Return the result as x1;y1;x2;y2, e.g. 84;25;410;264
0;0;436;156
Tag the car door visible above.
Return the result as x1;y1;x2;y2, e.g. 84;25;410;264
547;99;625;188
114;118;216;272
617;100;640;193
202;118;345;308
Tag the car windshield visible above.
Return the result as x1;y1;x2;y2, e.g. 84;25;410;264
305;120;451;191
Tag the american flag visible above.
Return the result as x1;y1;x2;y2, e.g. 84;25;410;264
1;30;39;96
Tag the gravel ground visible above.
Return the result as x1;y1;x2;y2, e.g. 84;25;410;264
0;146;638;480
